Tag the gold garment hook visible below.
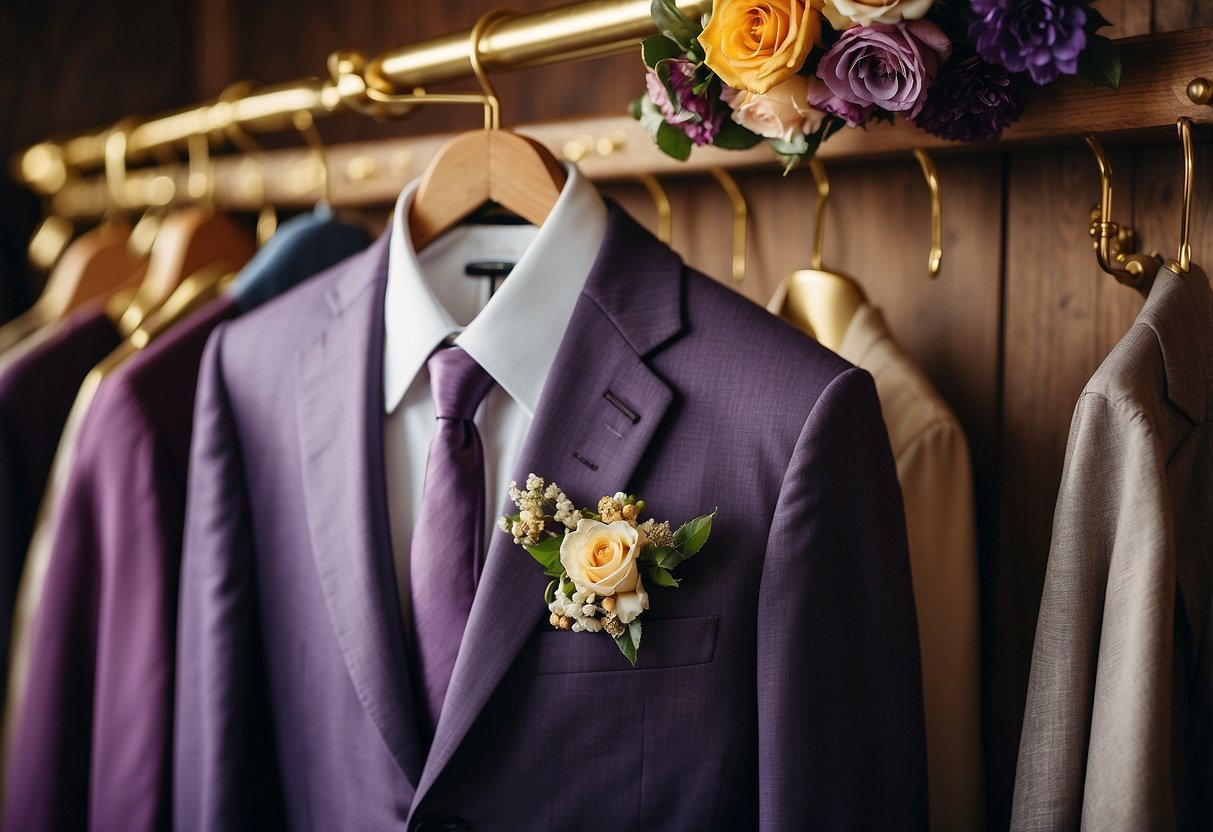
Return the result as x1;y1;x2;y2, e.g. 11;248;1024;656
709;169;747;282
468;9;513;130
1084;133;1161;294
912;149;943;279
808;156;829;271
292;110;333;206
186;123;216;206
104;120;134;212
1187;78;1213;106
1168;116;1194;274
637;173;672;245
220;81;278;245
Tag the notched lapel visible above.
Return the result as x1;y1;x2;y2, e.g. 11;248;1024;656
296;237;425;790
412;205;685;809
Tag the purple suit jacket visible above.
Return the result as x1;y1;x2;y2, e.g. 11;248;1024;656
3;298;237;832
0;307;120;700
176;207;926;831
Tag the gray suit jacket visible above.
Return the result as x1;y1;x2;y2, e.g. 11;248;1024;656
1012;265;1213;830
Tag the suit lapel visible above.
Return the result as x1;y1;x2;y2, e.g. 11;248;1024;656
296;233;426;790
412;206;685;808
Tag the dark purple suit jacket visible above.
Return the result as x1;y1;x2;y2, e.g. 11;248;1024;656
3;298;237;832
0;307;120;699
176;207;927;831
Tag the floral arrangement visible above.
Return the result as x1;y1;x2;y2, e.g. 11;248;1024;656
633;0;1121;169
500;474;715;665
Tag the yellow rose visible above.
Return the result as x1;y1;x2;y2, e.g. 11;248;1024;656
560;519;645;596
700;0;824;95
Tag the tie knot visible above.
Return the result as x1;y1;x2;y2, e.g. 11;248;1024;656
427;347;494;420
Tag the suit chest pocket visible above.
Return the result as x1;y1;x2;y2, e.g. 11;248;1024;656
513;614;719;675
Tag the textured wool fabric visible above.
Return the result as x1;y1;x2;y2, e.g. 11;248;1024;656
1012;265;1213;830
0;307;120;706
175;205;927;831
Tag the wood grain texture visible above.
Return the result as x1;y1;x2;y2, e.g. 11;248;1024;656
1094;0;1152;38
1154;0;1213;32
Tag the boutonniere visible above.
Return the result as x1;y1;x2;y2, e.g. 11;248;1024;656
499;474;715;666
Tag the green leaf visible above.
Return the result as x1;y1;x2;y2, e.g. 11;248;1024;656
524;535;565;578
630;96;644;120
647;566;681;588
614;619;643;666
770;134;810;157
656;121;694;161
651;0;698;50
673;510;716;558
642;35;683;69
713;119;764;150
647;545;684;569
543;580;557;606
1076;35;1121;90
1084;6;1112;31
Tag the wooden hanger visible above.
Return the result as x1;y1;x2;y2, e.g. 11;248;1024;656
0;219;144;354
774;157;865;352
404;10;566;254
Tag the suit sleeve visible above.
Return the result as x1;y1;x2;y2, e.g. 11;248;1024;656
1011;393;1174;831
758;367;927;830
175;325;281;832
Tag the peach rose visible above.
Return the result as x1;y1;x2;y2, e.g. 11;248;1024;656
700;0;825;95
560;519;645;596
824;0;935;28
723;76;826;142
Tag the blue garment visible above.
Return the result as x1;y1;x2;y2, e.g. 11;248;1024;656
232;204;370;311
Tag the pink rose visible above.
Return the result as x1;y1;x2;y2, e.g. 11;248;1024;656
817;20;952;116
722;76;826;142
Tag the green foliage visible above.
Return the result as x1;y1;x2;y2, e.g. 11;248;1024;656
524;535;565;579
1076;35;1121;90
615;620;643;666
651;0;699;50
656;122;693;161
713;120;765;150
647;566;681;588
673;510;715;558
643;35;684;69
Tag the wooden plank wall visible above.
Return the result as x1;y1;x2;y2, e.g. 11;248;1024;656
4;1;1211;828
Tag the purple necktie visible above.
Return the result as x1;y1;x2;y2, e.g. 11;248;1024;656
410;346;495;735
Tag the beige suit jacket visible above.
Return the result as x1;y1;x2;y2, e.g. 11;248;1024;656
1012;265;1213;830
769;294;985;832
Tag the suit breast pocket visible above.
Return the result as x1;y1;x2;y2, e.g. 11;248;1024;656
513;615;719;675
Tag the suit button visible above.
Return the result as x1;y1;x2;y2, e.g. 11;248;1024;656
411;815;471;832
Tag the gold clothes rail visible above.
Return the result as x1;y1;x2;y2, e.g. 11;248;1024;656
14;0;713;195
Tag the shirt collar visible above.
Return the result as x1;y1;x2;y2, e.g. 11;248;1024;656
837;301;892;368
383;162;608;415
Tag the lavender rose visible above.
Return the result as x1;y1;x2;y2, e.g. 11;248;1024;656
970;0;1086;86
807;80;874;126
817;20;952;116
644;59;724;145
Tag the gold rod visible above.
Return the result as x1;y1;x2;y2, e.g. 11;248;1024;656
15;0;711;193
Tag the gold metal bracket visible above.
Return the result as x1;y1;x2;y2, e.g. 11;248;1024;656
1187;77;1213;105
1165;116;1195;274
1084;133;1161;294
912;148;943;279
709;168;747;283
636;173;672;245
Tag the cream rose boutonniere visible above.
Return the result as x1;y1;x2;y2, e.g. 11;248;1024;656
500;474;715;665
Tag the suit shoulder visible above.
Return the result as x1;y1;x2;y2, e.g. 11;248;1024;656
680;266;855;395
1081;323;1166;415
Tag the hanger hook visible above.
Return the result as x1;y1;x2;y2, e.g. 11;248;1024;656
291;109;333;206
1084;133;1161;294
808;157;829;271
637;173;672;245
104;119;136;212
220;81;279;244
468;9;512;130
1169;116;1194;275
185;117;217;207
709;168;747;283
912;149;943;279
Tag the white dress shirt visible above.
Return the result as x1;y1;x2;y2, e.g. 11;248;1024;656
383;163;607;634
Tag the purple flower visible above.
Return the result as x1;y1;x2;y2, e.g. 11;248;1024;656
970;0;1086;86
911;55;1031;141
807;81;875;127
644;59;724;146
817;20;953;117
